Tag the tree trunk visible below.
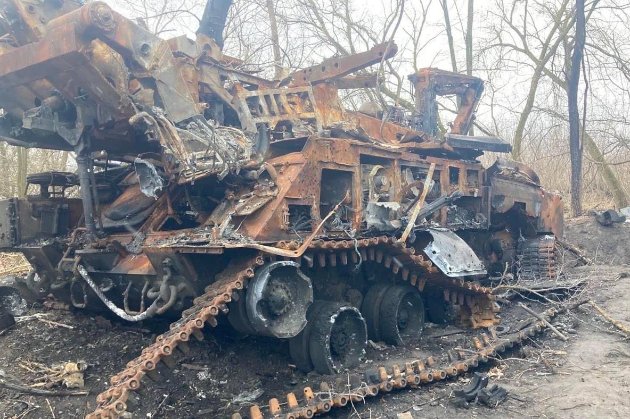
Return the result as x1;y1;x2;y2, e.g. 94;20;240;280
266;0;283;80
440;0;458;73
583;132;628;208
567;0;585;216
511;71;544;161
16;147;28;198
465;0;474;134
60;151;70;171
465;0;474;76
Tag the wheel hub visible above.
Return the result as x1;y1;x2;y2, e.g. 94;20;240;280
265;281;292;317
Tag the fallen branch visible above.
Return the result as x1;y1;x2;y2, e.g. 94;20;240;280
429;329;466;339
150;393;170;418
518;303;568;341
46;398;56;419
14;313;74;329
15;313;52;323
493;285;560;305
588;301;630;337
37;318;74;330
0;377;89;397
556;239;593;265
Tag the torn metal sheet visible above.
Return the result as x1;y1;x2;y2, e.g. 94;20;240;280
424;228;487;277
365;202;401;231
134;158;164;199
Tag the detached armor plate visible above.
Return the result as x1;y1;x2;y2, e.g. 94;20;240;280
424;228;487;277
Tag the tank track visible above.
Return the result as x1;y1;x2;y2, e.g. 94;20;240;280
517;235;558;280
88;237;498;418
87;255;263;418
237;305;564;419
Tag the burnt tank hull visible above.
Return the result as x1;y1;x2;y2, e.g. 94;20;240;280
0;1;563;417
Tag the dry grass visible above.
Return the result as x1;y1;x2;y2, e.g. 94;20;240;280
0;253;30;277
528;153;630;211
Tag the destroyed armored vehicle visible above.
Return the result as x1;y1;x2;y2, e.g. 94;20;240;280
0;0;563;417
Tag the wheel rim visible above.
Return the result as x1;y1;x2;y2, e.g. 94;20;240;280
330;311;363;364
329;309;365;366
308;302;367;374
379;285;425;345
395;292;424;338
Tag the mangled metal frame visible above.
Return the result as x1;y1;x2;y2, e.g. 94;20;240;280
0;0;564;321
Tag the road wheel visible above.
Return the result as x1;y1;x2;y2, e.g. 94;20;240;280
379;285;425;345
308;301;367;374
360;283;390;342
288;302;327;373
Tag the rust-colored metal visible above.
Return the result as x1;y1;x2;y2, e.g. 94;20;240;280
245;305;564;418
0;1;564;417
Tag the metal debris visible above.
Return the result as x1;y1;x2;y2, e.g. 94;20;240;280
595;209;626;226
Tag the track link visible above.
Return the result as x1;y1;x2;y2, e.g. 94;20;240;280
88;236;498;418
517;235;557;280
87;255;264;418
237;306;563;419
298;236;498;328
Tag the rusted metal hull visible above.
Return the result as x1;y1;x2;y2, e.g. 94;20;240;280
0;1;564;417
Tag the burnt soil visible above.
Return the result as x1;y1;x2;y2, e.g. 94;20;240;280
1;216;629;419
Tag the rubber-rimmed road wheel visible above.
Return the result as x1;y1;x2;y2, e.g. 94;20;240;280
289;302;327;373
361;283;390;342
379;285;425;345
308;301;367;375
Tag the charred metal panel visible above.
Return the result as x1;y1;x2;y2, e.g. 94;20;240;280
288;42;398;87
409;68;484;136
424;228;487;277
445;133;512;153
0;199;18;248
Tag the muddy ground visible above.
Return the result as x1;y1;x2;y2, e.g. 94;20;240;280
0;216;628;419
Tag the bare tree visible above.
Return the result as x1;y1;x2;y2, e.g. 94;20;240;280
567;0;586;216
440;0;458;72
265;0;284;79
112;0;205;36
481;0;628;208
465;0;474;76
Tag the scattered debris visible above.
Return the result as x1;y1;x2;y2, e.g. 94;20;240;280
487;365;506;380
367;340;390;351
0;370;88;397
588;300;630;337
231;388;264;405
42;300;71;311
453;372;488;404
478;384;509;407
19;360;87;389
452;372;508;409
595;209;626;226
